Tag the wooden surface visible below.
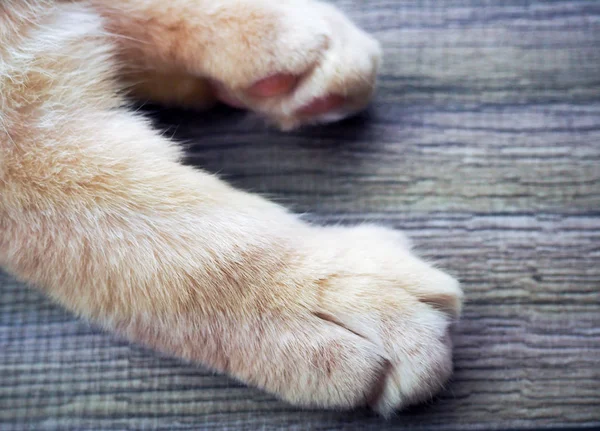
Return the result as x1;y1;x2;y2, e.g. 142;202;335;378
1;0;600;429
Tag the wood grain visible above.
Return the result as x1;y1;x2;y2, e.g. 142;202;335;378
1;0;599;429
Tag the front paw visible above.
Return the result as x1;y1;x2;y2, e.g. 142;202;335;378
203;0;382;129
251;225;462;415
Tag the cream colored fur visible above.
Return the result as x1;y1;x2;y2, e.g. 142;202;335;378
0;0;463;416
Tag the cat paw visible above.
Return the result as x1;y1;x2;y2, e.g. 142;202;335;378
257;225;462;415
203;0;382;129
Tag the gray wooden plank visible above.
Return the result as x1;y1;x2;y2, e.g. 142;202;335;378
1;0;600;430
176;103;600;214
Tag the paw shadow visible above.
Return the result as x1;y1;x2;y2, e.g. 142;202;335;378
139;98;408;212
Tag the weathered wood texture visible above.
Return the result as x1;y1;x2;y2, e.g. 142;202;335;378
1;0;600;429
